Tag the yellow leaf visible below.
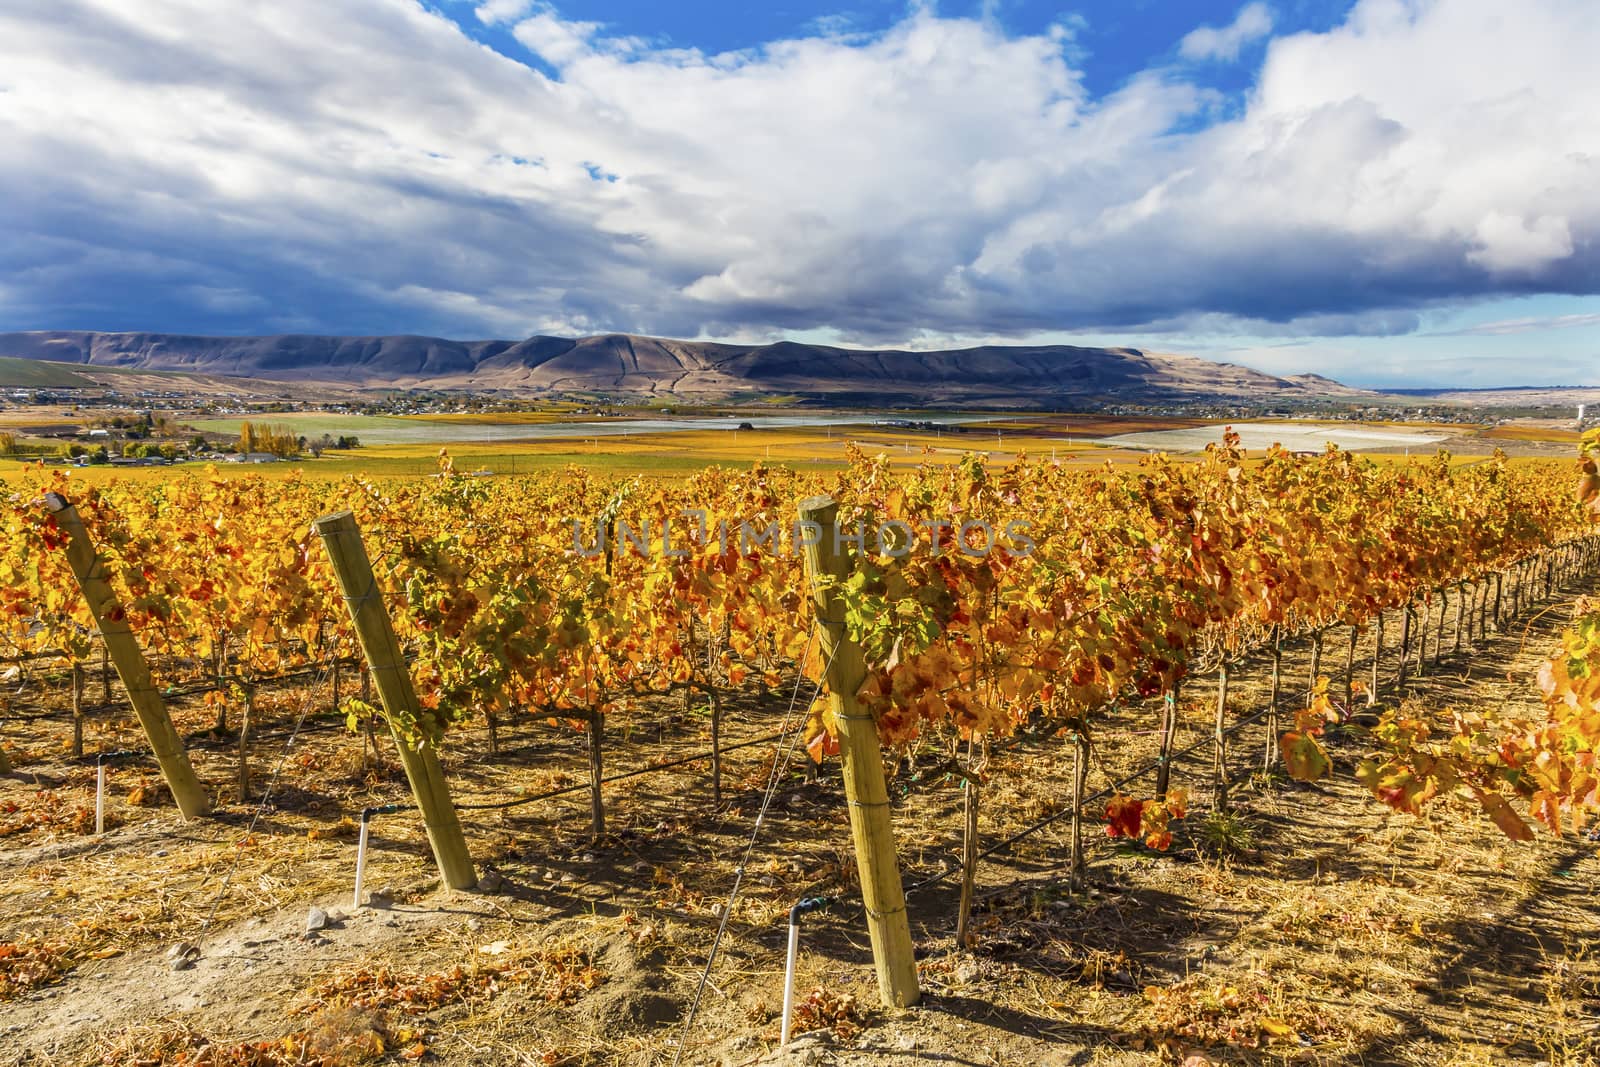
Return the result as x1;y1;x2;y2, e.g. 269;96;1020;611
1260;1017;1297;1040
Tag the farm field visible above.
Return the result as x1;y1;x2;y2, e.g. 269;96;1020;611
3;411;1524;485
1096;421;1451;454
2;577;1599;1066
179;413;998;448
2;433;1599;1067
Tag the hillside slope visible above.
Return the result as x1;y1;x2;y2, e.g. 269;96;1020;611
0;330;1365;406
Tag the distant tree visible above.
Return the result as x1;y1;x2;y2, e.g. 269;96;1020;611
88;445;109;465
0;431;16;456
66;443;87;459
238;420;299;457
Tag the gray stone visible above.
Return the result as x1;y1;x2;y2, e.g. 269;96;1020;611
305;906;330;934
166;941;200;970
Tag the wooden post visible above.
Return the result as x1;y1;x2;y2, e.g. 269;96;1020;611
43;493;210;820
955;761;979;946
1454;583;1466;655
237;685;253;802
1477;578;1489;643
1156;682;1179;800
1068;729;1089;889
100;644;110;706
313;511;477;891
798;496;919;1008
587;710;604;840
1213;660;1230;810
708;684;724;808
1306;629;1324;700
1342;624;1357;711
212;636;228;733
1413;597;1428;678
1397;602;1412;690
1265;628;1282;769
1369;614;1382;703
71;661;84;758
1433;590;1447;663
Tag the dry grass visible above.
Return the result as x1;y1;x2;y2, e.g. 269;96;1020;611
5;572;1600;1065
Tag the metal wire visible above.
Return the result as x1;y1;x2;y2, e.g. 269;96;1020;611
668;627;830;1067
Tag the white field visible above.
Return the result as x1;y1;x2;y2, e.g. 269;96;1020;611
1097;421;1450;454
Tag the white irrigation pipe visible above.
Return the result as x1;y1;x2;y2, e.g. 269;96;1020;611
91;750;137;835
352;818;369;910
779;897;831;1048
780;921;799;1047
353;804;406;909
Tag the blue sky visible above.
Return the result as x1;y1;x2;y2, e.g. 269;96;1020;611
2;0;1597;387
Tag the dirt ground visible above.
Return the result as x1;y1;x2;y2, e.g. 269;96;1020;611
3;569;1599;1066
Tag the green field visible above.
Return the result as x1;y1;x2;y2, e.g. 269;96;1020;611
0;356;95;388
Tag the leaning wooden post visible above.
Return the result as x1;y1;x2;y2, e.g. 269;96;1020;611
42;493;210;819
313;511;477;891
798;496;919;1008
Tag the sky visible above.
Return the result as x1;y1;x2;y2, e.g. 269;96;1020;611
1;0;1597;388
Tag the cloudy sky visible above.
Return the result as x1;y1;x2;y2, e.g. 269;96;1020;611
2;0;1597;387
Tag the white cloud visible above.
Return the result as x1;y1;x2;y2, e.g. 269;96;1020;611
1469;213;1574;274
1180;2;1274;61
474;0;530;25
1436;311;1600;336
0;0;1598;367
511;11;601;64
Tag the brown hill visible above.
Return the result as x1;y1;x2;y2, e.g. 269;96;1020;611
0;330;1368;407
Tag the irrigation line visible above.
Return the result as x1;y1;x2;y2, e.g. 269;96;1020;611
194;651;337;938
456;729;791;814
897;703;1277;901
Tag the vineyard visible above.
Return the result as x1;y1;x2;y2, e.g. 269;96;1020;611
3;433;1600;1066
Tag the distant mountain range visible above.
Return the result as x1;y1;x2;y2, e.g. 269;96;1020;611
0;330;1375;407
